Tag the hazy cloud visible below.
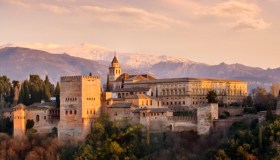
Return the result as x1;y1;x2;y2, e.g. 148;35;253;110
194;0;270;31
230;18;270;31
39;4;71;14
80;5;188;29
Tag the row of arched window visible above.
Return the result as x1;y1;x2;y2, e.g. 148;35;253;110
87;109;96;115
65;97;77;101
65;110;77;115
162;101;186;106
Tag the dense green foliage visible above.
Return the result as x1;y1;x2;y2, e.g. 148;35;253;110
74;116;153;160
207;90;218;103
0;117;13;135
0;76;14;105
212;117;280;160
18;75;58;105
26;119;35;130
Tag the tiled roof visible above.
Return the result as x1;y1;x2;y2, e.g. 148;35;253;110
125;77;245;84
133;107;171;113
111;56;119;64
107;103;134;108
125;94;153;99
114;73;156;82
29;102;56;107
114;87;150;92
13;103;48;110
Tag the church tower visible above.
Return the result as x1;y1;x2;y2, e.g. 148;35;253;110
109;54;122;81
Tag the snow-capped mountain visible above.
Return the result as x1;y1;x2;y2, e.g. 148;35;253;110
0;43;194;69
0;44;280;90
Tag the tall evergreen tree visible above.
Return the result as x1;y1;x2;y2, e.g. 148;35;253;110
18;80;31;105
54;82;60;108
106;74;110;92
44;75;54;96
54;82;60;96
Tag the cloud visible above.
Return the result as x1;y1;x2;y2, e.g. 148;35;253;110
0;0;188;29
39;4;71;14
79;5;188;29
194;0;270;31
0;0;31;8
230;18;271;31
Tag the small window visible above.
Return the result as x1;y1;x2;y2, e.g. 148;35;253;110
44;116;46;120
70;110;72;114
66;111;68;115
36;115;40;122
74;110;77;114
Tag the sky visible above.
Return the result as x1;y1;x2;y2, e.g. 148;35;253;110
0;0;280;69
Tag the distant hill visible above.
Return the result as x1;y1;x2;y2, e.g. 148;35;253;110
0;46;279;90
0;47;109;82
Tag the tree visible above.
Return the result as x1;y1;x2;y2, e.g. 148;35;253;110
243;95;253;107
206;90;218;103
18;80;31;105
270;83;280;98
29;75;44;103
251;87;277;111
26;119;35;130
54;82;60;96
106;74;110;92
43;84;51;102
108;141;124;160
54;82;60;108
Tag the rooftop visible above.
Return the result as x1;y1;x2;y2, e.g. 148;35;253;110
125;77;245;85
133;107;171;113
107;103;136;108
114;87;150;92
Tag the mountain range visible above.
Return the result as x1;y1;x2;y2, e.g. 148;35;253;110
0;43;279;90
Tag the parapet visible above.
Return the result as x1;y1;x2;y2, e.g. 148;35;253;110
61;75;100;82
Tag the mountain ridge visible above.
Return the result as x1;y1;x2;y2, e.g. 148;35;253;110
0;46;279;90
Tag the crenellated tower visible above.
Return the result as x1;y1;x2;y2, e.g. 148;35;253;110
58;75;101;144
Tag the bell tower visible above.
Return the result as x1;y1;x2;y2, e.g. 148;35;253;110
109;53;122;81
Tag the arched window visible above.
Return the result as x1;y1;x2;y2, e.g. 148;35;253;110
36;115;39;122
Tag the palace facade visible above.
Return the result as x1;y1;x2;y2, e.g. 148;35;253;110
3;55;248;143
107;55;248;109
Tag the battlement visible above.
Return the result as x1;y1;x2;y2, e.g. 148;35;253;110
61;75;100;82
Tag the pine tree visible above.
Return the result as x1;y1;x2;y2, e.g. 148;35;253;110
54;82;60;108
106;74;110;91
43;84;51;102
18;80;31;105
54;82;60;96
44;75;54;96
